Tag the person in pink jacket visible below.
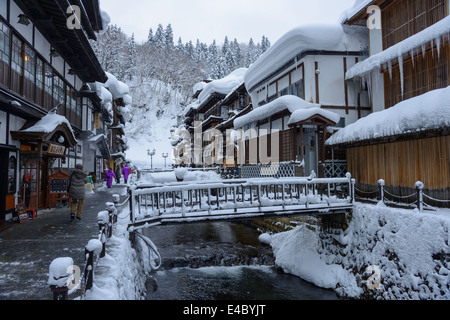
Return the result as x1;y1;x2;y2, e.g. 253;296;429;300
122;164;130;183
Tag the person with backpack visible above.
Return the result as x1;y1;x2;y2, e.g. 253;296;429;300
68;164;88;221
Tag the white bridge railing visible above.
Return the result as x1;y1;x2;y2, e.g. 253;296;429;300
128;174;356;231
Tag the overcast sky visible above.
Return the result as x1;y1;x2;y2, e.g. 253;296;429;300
99;0;357;45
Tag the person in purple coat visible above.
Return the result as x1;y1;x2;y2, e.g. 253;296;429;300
105;168;116;188
122;164;130;183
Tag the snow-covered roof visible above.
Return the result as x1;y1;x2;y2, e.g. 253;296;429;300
23;112;76;140
193;81;208;94
244;23;368;92
23;113;69;133
288;108;341;126
340;0;375;24
198;68;247;104
234;95;324;128
346;16;450;79
103;72;130;99
326;86;450;146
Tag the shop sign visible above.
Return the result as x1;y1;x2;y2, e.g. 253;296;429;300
48;144;66;156
14;204;29;223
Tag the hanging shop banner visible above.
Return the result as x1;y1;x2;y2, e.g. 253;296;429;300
48;144;66;156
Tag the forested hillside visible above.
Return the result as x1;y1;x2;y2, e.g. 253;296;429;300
90;23;270;166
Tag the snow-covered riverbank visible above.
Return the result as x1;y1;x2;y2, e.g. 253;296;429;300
264;203;450;299
85;200;450;300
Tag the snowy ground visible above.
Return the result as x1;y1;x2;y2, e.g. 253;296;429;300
264;203;450;299
85;192;450;300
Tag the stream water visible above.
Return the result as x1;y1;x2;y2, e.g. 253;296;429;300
143;222;339;300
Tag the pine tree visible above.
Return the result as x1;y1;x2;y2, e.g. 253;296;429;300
185;41;195;59
244;38;256;68
147;28;154;45
165;24;174;49
176;37;186;54
154;24;165;48
261;35;271;53
126;33;137;80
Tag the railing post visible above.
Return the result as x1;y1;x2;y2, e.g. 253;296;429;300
84;248;94;292
351;179;356;204
84;239;103;292
106;202;116;238
415;181;424;212
378;179;385;204
97;211;109;258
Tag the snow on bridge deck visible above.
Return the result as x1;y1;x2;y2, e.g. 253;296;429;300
127;174;355;231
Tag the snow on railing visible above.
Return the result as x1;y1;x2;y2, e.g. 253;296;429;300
128;174;356;230
355;180;450;211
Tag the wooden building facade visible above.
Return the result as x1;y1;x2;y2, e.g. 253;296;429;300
0;0;110;220
330;0;450;206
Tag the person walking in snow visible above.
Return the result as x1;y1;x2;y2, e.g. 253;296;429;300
115;165;121;184
68;164;88;221
105;168;116;188
122;164;130;184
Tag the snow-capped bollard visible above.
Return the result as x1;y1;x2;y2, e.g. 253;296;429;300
175;168;187;182
48;257;73;300
112;194;120;205
106;202;116;237
378;179;385;204
97;211;109;258
84;239;103;291
415;181;424;212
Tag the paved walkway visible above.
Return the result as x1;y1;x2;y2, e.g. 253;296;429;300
0;184;128;300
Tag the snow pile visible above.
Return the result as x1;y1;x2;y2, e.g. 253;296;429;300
234;95;331;128
326;86;450;145
245;23;367;91
23;112;77;142
346;16;450;80
268;203;450;299
288;107;341;126
270;225;360;296
139;170;221;185
48;257;74;288
340;0;374;23
198;68;247;104
84;206;146;300
193;81;208;95
103;72;130;99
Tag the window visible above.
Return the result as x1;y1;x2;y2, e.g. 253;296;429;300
11;35;23;93
53;75;65;107
23;45;35;81
44;63;53;109
23;45;35;100
11;35;22;74
0;21;9;63
289;80;304;99
0;21;9;86
35;57;44;105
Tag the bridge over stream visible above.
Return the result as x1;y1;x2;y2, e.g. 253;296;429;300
127;174;356;232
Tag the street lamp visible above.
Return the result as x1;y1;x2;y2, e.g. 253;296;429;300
162;153;169;168
147;149;156;169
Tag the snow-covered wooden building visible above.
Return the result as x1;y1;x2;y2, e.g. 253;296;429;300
176;69;250;169
328;0;450;206
0;0;111;219
236;23;370;178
